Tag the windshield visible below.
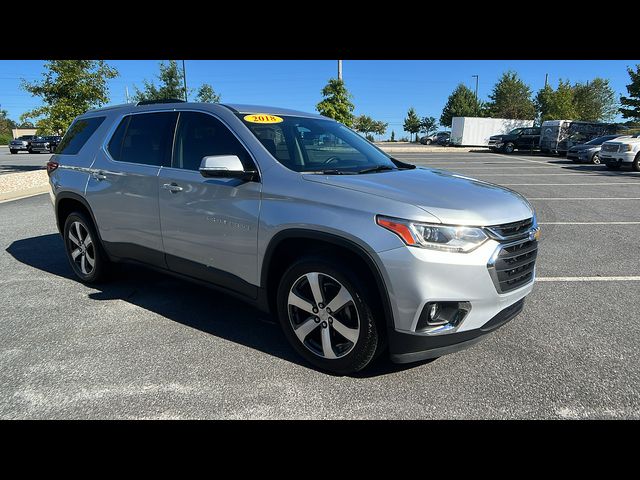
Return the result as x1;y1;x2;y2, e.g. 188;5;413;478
237;114;398;173
508;128;523;135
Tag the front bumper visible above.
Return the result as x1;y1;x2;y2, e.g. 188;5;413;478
31;145;50;152
601;151;635;165
377;238;535;362
10;144;28;150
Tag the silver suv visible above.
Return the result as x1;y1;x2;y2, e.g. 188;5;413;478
47;101;539;374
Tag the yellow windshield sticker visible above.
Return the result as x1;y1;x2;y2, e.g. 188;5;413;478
244;114;283;124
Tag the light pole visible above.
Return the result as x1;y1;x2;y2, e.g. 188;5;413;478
338;60;342;81
182;60;188;102
472;75;479;115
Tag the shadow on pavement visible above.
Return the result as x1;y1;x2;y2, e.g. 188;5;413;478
6;233;420;377
0;165;46;174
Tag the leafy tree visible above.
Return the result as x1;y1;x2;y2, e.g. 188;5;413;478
573;78;617;122
390;130;395;142
316;78;355;127
353;114;376;137
196;83;221;103
486;71;535;120
620;64;640;122
372;120;388;137
0;109;17;144
440;84;481;127
18;121;35;128
134;60;186;102
403;107;421;142
535;80;576;123
19;60;118;134
420;116;438;136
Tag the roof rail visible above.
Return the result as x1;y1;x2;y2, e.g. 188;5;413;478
136;99;186;106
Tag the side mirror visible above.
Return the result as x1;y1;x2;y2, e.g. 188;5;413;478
199;155;257;181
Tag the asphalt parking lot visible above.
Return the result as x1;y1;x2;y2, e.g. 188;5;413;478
1;149;639;419
0;147;51;175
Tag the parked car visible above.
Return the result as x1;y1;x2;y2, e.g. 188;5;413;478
30;135;63;153
436;131;451;145
48;101;539;374
420;131;449;145
9;135;36;154
566;135;629;164
601;134;640;171
488;127;541;154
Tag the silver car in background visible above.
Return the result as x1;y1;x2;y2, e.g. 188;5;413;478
47;101;539;374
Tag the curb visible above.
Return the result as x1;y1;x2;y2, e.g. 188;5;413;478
0;185;49;203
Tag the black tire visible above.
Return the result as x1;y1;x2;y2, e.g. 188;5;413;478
606;162;620;170
633;154;640;172
591;153;601;165
10;149;17;154
63;212;110;283
276;256;382;375
425;139;432;145
27;148;33;154
502;142;515;154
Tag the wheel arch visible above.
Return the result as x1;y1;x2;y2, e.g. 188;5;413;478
261;229;395;330
55;192;102;242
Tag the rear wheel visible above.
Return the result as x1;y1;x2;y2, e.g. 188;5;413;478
63;212;110;283
502;142;515;154
277;257;382;374
591;153;601;165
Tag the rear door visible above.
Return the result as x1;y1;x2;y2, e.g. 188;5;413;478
86;111;178;266
518;128;538;150
157;111;262;297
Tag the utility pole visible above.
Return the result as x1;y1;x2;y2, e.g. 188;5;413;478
125;86;130;104
472;75;479;115
338;60;342;81
544;73;548;88
182;60;188;102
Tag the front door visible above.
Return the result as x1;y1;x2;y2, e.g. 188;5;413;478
157;111;262;298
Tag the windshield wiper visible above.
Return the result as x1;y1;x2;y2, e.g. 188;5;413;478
357;165;397;174
301;169;356;175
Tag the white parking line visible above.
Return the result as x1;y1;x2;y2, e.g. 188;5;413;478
502;182;640;186
537;276;640;282
529;197;640;200
539;222;640;225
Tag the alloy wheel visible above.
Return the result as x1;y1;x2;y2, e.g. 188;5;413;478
67;221;96;276
287;272;360;359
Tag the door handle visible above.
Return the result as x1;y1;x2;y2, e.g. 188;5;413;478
162;183;183;193
92;170;107;181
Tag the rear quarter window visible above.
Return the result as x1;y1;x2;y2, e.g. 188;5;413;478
56;116;106;155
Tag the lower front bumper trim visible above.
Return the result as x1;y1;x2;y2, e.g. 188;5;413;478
390;335;486;364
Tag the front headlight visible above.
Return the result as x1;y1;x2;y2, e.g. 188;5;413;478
623;144;633;152
376;216;489;253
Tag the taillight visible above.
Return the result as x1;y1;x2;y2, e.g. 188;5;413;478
46;161;59;174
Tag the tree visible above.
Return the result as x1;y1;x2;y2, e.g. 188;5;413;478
573;78;617;122
353;114;376;137
535;80;576;123
403;107;421;142
390;130;395;142
372;120;388;137
486;71;535;120
440;84;481;127
18;121;35;128
620;65;640;122
19;60;118;134
0;109;17;144
196;83;221;103
316;78;355;127
134;60;186;102
420;116;438;136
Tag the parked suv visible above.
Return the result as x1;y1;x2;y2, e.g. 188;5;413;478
601;134;640;171
9;135;36;154
30;135;62;153
420;131;450;145
48;101;539;374
488;127;541;154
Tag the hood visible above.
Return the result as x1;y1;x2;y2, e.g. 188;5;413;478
489;134;505;140
569;144;597;151
302;168;534;225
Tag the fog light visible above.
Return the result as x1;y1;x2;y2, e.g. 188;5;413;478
416;301;472;333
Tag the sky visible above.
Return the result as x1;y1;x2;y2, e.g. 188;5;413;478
1;60;638;139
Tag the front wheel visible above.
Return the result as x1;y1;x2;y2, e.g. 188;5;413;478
633;154;640;172
63;212;110;283
591;153;601;165
10;149;17;154
502;142;515;154
277;257;382;374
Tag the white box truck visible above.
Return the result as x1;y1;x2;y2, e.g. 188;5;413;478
450;117;534;146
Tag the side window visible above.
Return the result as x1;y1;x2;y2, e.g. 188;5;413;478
108;112;177;166
56;116;106;155
172;112;253;171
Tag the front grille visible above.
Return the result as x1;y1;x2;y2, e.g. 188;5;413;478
489;239;538;293
602;144;619;153
486;217;533;240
